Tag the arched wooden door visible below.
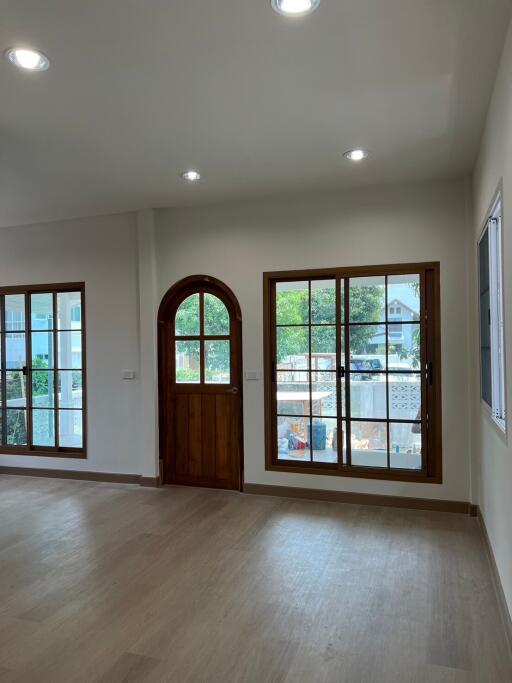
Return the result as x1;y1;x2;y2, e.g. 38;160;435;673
158;276;243;490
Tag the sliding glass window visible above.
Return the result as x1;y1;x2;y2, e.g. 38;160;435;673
479;193;506;432
0;284;86;456
264;264;441;483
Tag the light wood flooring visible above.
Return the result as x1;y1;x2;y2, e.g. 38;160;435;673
0;475;510;682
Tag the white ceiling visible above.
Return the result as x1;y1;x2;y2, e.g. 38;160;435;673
1;0;511;227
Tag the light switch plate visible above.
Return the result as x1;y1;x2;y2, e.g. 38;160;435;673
122;370;136;380
244;371;260;381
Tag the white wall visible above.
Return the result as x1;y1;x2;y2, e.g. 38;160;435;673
0;180;474;503
471;14;512;617
155;178;471;502
0;213;151;476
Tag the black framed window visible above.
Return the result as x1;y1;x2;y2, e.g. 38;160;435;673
264;263;441;483
0;283;86;457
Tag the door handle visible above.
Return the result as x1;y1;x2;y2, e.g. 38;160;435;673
227;387;239;395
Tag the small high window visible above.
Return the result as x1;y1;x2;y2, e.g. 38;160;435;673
479;192;506;432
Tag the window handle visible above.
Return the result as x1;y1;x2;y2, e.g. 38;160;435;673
338;365;345;379
22;366;28;376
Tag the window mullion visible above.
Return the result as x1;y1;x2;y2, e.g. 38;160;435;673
1;295;6;446
26;293;33;449
385;275;390;470
335;276;343;468
308;281;313;463
199;291;205;384
497;217;506;421
344;278;352;467
419;270;428;474
54;291;59;449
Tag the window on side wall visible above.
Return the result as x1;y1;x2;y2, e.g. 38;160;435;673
0;284;86;456
479;193;506;432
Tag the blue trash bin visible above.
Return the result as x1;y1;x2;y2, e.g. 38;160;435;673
308;422;327;450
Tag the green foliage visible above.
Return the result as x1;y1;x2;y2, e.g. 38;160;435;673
175;294;200;336
205;341;229;379
176;368;200;382
32;356;50;396
396;326;421;369
204;294;229;335
276;285;384;362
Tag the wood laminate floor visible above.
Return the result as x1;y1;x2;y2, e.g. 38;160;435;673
0;476;510;683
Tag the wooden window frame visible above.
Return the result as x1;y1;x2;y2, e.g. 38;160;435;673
0;282;86;459
263;263;442;484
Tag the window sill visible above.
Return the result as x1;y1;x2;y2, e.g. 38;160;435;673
266;461;442;484
0;447;86;459
481;401;508;444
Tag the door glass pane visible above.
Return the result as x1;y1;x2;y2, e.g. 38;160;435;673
58;332;82;369
7;409;27;445
31;293;54;330
277;416;309;461
33;409;56;447
59;410;83;448
388;323;420;370
349;276;385;323
58;371;83;409
277;371;310;415
277;326;309;370
311;372;337;417
32;331;55;369
175;341;200;383
32;371;54;408
390;422;422;470
311;280;336;324
57;292;82;330
204;294;230;336
350;421;387;467
349;325;386;369
175;294;200;336
276;281;309;325
6;371;26;407
6;333;26;369
349;374;387;419
389;374;421;420
5;294;25;332
205;341;230;384
387;274;420;321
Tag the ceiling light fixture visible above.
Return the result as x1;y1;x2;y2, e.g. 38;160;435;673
180;170;201;182
5;47;50;71
271;0;321;17
344;149;369;162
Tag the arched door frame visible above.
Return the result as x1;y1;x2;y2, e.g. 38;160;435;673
158;275;244;489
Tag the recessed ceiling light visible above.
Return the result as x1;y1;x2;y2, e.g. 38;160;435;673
5;47;50;71
180;170;201;182
271;0;321;17
344;149;369;162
